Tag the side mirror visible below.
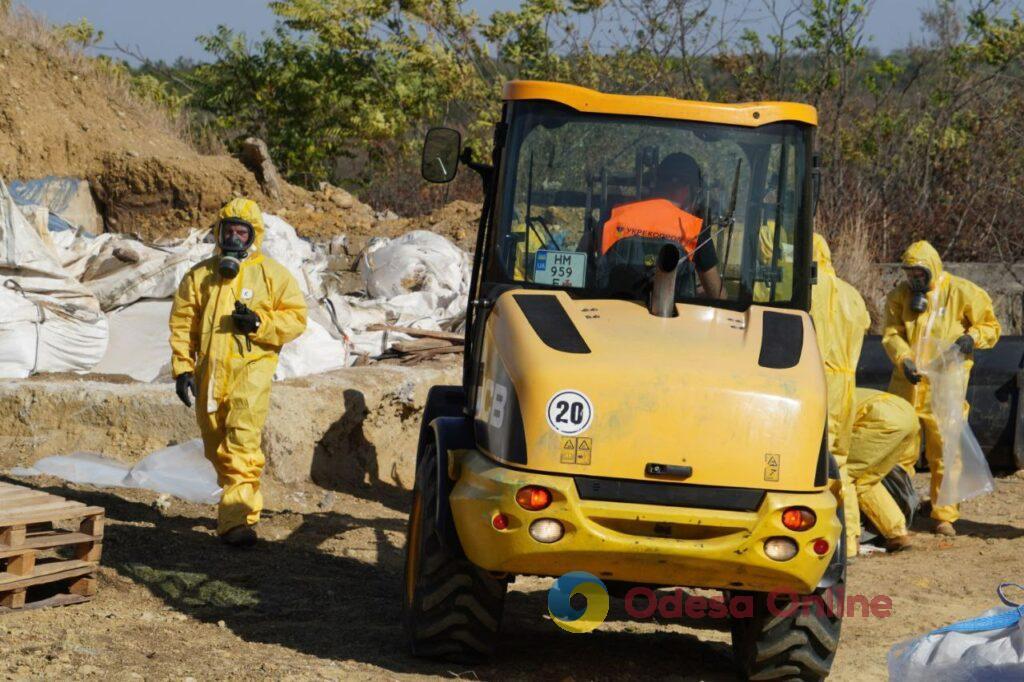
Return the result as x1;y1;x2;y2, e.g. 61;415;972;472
421;127;461;184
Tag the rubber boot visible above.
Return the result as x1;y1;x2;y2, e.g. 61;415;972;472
221;524;258;548
884;534;913;552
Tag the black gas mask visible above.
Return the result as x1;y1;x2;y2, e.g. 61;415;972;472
217;218;255;279
904;266;931;313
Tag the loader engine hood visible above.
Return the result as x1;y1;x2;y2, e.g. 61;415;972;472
473;290;829;492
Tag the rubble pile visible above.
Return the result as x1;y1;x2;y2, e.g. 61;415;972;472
0;176;471;383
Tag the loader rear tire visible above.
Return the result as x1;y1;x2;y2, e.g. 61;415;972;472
402;443;507;662
729;580;843;681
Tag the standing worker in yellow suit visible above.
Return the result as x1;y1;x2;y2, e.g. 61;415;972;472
810;233;871;557
848;388;920;552
169;198;307;547
882;240;1000;536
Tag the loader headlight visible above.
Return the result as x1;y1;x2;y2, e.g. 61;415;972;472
529;519;564;543
763;537;799;561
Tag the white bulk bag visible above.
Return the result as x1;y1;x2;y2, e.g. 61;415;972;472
0;176;108;375
889;583;1024;681
359;230;470;301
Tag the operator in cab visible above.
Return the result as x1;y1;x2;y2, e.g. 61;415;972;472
601;153;725;299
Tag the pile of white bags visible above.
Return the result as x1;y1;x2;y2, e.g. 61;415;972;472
0;173;470;382
258;213;350;379
69;231;214;310
0;178;108;378
336;230;471;356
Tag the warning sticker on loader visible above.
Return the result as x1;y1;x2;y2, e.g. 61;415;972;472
764;453;780;482
546;390;593;436
560;437;593;465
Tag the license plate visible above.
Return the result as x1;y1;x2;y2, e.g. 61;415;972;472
534;250;586;288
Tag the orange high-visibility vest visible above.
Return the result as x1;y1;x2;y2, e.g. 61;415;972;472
601;198;703;257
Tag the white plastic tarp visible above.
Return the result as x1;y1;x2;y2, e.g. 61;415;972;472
8;176;103;233
11;439;221;504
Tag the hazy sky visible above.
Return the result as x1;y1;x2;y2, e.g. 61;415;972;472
18;0;972;64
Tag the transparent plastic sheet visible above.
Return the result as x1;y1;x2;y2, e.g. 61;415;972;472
9;439;221;504
888;584;1024;681
919;341;995;506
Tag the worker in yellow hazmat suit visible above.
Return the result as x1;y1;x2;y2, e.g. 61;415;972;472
169;198;307;546
882;240;1000;536
848;388;920;552
810;233;871;557
752;220;793;302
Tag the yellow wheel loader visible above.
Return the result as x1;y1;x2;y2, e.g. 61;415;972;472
404;81;844;681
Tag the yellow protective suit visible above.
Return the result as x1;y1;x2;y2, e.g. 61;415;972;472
848;388;919;539
882;241;1000;523
169;198;307;535
810;234;871;557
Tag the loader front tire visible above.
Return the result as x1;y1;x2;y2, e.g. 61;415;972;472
402;443;507;662
729;580;843;681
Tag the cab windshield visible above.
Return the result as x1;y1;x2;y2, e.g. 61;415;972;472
490;101;813;307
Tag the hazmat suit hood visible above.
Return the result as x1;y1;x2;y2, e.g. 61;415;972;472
813;233;835;277
901;240;943;289
216;198;265;256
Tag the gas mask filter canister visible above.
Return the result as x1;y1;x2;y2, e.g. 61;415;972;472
905;267;931;313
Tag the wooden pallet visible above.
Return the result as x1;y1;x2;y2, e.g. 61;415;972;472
0;481;104;612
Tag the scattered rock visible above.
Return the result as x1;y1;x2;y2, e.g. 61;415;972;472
239;137;284;201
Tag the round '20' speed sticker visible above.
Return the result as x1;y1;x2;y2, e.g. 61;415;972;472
546;390;593;436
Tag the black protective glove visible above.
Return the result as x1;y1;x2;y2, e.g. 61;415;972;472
955;334;975;355
175;372;196;408
232;301;261;335
902;359;922;385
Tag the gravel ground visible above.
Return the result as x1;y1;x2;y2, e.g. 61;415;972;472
1;470;1022;681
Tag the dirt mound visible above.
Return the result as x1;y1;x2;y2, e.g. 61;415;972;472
0;9;482;248
0;18;192;180
0;10;387;241
376;199;480;250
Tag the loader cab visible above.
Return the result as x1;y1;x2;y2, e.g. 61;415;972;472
422;81;818;392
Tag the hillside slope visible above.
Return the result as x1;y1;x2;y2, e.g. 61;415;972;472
0;10;377;241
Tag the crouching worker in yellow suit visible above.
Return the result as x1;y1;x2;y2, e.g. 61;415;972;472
882;240;1000;536
810;233;871;558
848;388;920;552
169;198;307;547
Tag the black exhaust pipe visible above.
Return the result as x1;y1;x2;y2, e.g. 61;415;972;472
650;243;680;318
